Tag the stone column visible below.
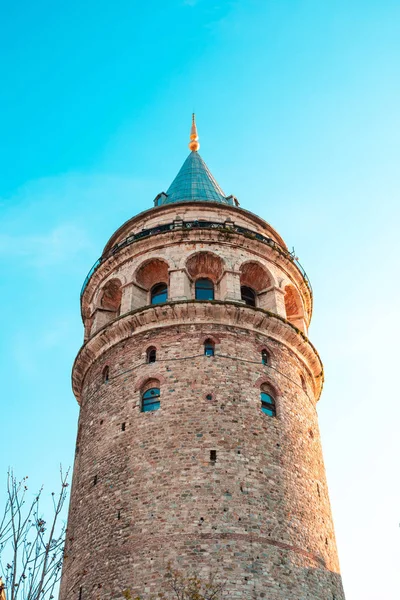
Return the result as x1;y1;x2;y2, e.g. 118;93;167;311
122;282;148;311
258;286;286;317
219;270;242;302
169;269;191;301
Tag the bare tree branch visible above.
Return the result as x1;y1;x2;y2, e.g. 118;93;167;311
0;469;69;600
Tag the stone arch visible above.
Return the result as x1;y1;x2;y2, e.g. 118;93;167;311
135;374;166;392
186;251;225;283
239;261;273;292
90;278;123;335
284;284;304;325
99;278;122;313
254;375;281;396
135;258;170;291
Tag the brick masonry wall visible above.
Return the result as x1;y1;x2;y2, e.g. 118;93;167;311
59;321;345;600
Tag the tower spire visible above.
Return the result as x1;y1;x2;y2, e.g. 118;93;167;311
188;113;200;152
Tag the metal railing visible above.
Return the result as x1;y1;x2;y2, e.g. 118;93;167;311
81;220;312;297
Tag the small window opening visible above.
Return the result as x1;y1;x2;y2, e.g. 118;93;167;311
210;450;217;462
261;349;269;365
206;393;213;401
121;422;126;431
204;339;215;357
147;347;157;363
93;475;98;486
142;387;160;412
195;278;214;301
151;283;168;305
79;587;83;600
102;366;109;383
117;510;121;520
241;286;256;307
260;391;276;417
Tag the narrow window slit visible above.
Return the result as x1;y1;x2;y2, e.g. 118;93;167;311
102;366;109;383
210;450;217;462
121;422;126;431
93;475;97;486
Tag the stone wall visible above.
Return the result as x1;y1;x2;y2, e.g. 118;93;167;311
60;316;344;599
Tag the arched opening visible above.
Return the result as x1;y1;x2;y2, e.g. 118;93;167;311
261;349;269;366
300;374;307;392
135;258;169;307
260;383;276;417
100;278;122;317
151;283;168;305
141;379;161;412
241;285;256;307
284;284;305;330
240;262;271;293
195;278;215;301
102;365;109;383
204;338;215;357
147;347;157;363
186;252;224;281
186;252;224;300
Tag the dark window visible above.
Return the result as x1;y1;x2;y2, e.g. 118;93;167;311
260;391;276;417
142;388;160;412
241;286;256;307
206;394;213;401
210;450;217;462
121;422;126;431
151;283;167;305
147;348;157;363
195;278;214;301
102;365;109;383
204;339;215;357
261;350;269;365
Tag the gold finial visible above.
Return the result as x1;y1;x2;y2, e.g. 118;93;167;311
188;113;200;152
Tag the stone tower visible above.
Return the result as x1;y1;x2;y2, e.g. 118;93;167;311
59;117;345;599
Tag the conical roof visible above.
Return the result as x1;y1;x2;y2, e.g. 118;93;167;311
164;151;228;204
154;115;237;207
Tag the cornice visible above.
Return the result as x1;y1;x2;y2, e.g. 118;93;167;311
72;301;323;405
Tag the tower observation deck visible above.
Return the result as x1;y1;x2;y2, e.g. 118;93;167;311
59;116;345;600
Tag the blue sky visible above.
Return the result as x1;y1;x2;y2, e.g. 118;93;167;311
1;2;399;598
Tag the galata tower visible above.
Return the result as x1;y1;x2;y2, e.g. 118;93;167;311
59;116;345;600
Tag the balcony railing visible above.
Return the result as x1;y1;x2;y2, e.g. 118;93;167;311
81;220;312;297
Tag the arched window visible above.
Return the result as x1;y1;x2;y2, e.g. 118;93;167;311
241;286;256;307
260;385;276;417
151;283;168;305
204;339;215;357
195;278;214;301
261;349;269;366
102;365;109;383
147;347;157;363
142;387;160;412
